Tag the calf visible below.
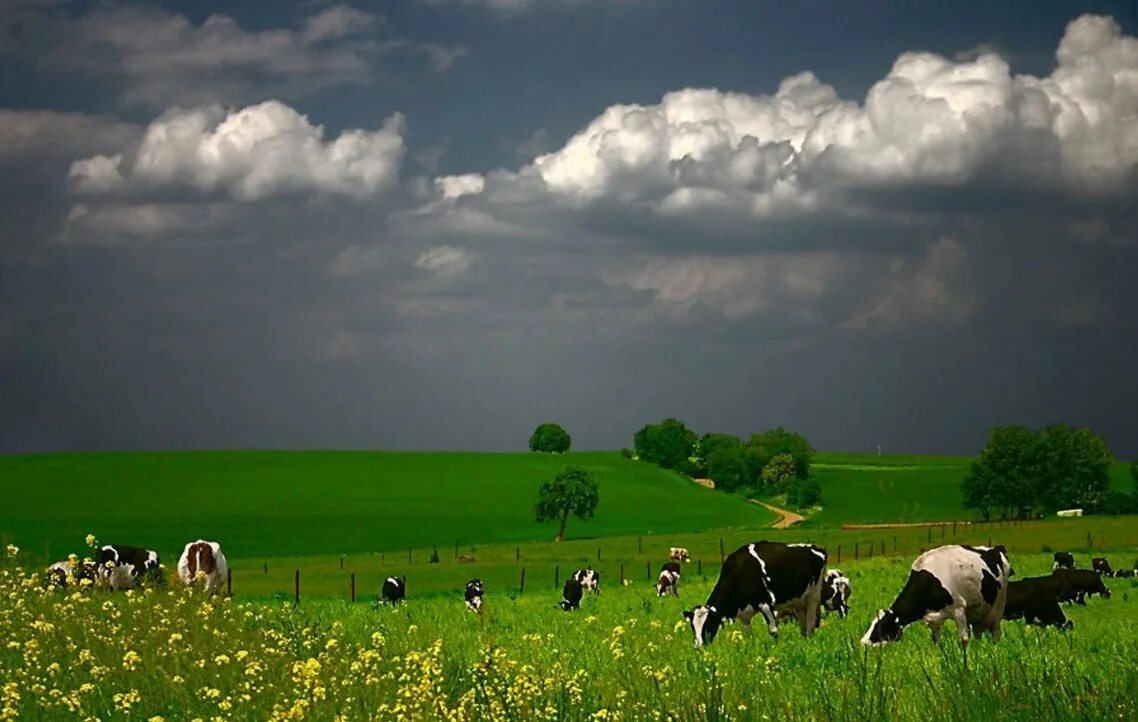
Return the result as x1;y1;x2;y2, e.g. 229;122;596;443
571;568;600;595
1091;557;1113;576
44;559;97;589
558;577;583;611
656;562;682;597
464;578;484;612
381;576;406;604
683;541;827;647
1003;576;1074;629
96;544;162;591
1052;568;1110;604
669;547;690;563
861;544;1011;648
177;540;228;594
1053;552;1075;570
819;569;852;617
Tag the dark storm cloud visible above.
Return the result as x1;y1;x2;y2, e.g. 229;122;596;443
2;1;1137;458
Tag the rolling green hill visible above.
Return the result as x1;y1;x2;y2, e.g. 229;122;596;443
0;451;773;561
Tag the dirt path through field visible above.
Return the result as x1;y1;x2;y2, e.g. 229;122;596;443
750;500;805;529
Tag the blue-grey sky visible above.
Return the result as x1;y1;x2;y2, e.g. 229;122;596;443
2;0;1136;457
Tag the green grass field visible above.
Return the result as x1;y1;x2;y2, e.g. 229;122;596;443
0;451;774;563
4;549;1137;721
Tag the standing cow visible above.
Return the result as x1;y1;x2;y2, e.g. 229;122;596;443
177;540;228;594
464;578;484;612
1053;552;1075;570
1003;575;1075;629
819;569;852;617
381;576;406;605
656;561;681;597
96;544;162;591
571;568;600;595
1052;568;1110;604
682;542;827;647
861;544;1011;648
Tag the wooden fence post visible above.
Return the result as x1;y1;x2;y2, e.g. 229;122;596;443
638;537;642;554
597;547;601;562
227;568;232;597
719;538;725;562
868;541;873;558
620;563;624;585
893;536;897;552
294;570;300;606
340;556;344;570
697;559;702;575
647;560;651;580
855;542;859;560
941;524;945;540
516;547;520;563
555;565;559;589
837;545;841;564
880;540;885;556
408;548;412;564
952;521;957;536
263;562;268;574
350;573;356;603
520;567;526;594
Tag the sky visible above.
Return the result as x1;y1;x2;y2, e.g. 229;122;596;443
1;0;1137;457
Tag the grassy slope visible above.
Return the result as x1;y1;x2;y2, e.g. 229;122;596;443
807;453;1134;526
0;451;773;561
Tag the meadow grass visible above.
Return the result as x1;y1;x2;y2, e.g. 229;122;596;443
3;546;1137;721
0;451;774;561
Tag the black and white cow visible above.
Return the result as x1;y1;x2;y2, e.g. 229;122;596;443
1114;569;1137;578
1053;551;1075;570
1003;576;1074;629
656;561;681;597
464;578;484;612
44;559;97;589
96;544;162;590
682;542;827;647
861;544;1011;648
558;577;583;611
381;576;406;604
1091;557;1114;576
1051;568;1110;604
571;568;600;595
819;569;851;617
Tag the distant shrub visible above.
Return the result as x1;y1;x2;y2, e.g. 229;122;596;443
620;448;633;459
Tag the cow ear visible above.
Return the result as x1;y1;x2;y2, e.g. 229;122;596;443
682;610;693;621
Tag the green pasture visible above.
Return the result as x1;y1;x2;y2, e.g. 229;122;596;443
0;451;774;561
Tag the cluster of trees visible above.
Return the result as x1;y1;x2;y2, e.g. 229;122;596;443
961;424;1120;520
631;418;819;507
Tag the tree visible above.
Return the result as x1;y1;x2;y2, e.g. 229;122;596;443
761;453;798;488
707;447;748;492
786;477;822;508
962;424;1113;520
747;428;815;480
529;423;572;453
633;419;698;472
534;466;599;542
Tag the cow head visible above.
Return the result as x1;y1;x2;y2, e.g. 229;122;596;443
683;605;723;648
861;610;903;646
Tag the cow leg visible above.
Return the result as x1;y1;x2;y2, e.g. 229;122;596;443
928;621;943;646
737;607;756;636
838;602;849;618
800;601;818;637
954;608;970;648
758;604;779;639
990;619;1002;643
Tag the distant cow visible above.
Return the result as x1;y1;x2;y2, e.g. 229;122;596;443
820;569;852;617
44;559;97;589
862;544;1011;648
656;562;682;597
1053;552;1075;570
571;568;600;595
558;577;583;611
464;578;484;612
177;540;228;594
669;547;690;563
381;576;406;604
1003;575;1074;629
683;542;827;647
96;545;162;591
1114;569;1137;578
1052;568;1110;604
1092;557;1113;576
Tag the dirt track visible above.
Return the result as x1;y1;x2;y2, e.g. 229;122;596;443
751;500;805;529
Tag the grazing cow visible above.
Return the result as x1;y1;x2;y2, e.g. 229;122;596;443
1091;557;1114;576
44;559;97;589
559;577;583;611
669;547;691;563
683;542;827;647
177;540;228;594
571;568;600;595
1003;576;1075;629
861;544;1011;648
1114;569;1137;578
1052;568;1110;604
1053;552;1075;570
464;578;484;612
819;569;852;618
381;576;406;604
96;544;162;591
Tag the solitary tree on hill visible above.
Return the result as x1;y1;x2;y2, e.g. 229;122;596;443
534;466;599;542
529;423;572;453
